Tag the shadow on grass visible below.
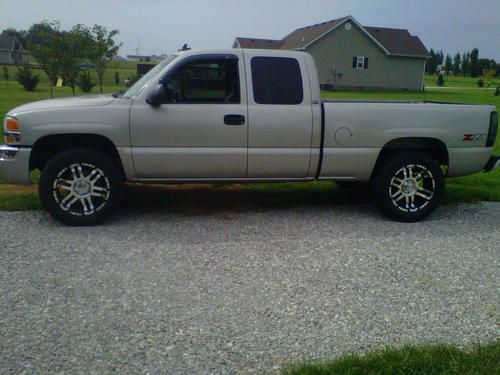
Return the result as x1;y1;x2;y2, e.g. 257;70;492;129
0;175;498;214
122;182;372;216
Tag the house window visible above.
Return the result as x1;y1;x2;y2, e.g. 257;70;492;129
352;56;369;69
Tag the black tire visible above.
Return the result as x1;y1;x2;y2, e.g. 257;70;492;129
39;148;123;226
372;152;444;222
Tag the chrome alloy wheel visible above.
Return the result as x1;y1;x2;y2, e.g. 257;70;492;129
52;162;110;216
389;163;435;213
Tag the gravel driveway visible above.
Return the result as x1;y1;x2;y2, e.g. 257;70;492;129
1;202;499;374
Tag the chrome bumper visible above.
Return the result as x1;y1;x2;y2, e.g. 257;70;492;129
484;154;500;172
0;145;32;184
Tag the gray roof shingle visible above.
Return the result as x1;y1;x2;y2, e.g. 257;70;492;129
0;36;16;50
364;26;428;56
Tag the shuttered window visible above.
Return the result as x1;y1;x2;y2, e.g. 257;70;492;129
352;56;369;69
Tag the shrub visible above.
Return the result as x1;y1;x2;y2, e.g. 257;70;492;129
436;74;445;87
114;71;120;85
3;66;9;82
76;70;95;93
477;79;484;87
495;86;499;96
15;65;40;91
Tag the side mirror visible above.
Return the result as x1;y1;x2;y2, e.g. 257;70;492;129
146;84;167;106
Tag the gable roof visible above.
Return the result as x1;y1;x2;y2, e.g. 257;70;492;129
0;36;17;50
279;16;350;50
235;16;428;58
234;37;284;50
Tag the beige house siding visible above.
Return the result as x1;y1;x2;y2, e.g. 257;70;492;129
0;49;14;64
305;23;426;91
0;49;32;65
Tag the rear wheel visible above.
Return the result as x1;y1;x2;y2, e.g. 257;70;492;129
372;152;444;222
39;148;123;226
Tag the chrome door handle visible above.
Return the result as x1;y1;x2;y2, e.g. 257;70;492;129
224;114;245;125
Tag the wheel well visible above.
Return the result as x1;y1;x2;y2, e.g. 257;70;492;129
30;134;126;179
371;137;449;179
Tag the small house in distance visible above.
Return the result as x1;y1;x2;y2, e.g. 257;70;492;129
0;36;32;65
233;15;429;91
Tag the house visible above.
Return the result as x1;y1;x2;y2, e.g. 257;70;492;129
0;36;31;65
233;15;429;91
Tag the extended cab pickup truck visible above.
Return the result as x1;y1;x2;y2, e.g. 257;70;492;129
1;49;498;225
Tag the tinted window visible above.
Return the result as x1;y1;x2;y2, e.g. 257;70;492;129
251;57;303;105
164;58;240;104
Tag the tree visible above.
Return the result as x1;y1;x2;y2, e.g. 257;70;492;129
1;27;28;48
427;49;437;74
438;50;444;65
59;25;93;96
461;52;469;77
27;21;64;98
15;65;40;91
453;53;461;76
483;68;496;87
436;73;445;87
444;54;452;75
469;48;480;77
76;70;96;92
88;25;122;93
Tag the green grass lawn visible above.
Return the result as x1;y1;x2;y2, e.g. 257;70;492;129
282;341;499;375
424;73;500;88
0;72;498;210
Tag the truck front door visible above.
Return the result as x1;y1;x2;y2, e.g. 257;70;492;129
130;52;248;179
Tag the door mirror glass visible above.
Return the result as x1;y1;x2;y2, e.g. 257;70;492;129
146;84;167;106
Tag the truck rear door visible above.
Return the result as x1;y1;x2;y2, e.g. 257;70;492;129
242;51;316;178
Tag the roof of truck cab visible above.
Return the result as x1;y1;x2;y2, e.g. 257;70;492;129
176;48;309;56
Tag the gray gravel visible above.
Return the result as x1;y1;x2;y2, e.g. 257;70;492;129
1;203;499;374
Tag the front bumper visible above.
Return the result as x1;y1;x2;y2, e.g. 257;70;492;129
0;145;32;184
484;154;500;172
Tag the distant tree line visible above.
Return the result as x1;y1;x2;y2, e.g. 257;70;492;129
1;22;121;96
426;47;498;79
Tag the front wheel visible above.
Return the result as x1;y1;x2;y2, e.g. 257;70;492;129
372;152;444;222
39;148;123;226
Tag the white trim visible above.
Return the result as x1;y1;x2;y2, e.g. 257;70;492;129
302;15;391;55
232;38;241;48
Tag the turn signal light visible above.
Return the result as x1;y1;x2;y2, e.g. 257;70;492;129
5;118;20;132
4;134;18;144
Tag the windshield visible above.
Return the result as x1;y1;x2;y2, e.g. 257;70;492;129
122;55;178;98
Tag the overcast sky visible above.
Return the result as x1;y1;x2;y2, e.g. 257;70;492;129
1;0;499;60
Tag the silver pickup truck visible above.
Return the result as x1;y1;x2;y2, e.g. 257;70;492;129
1;49;498;225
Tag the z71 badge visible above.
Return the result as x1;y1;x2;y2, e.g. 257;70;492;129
463;134;486;141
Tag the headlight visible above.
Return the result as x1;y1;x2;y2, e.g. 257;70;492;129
3;117;21;145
